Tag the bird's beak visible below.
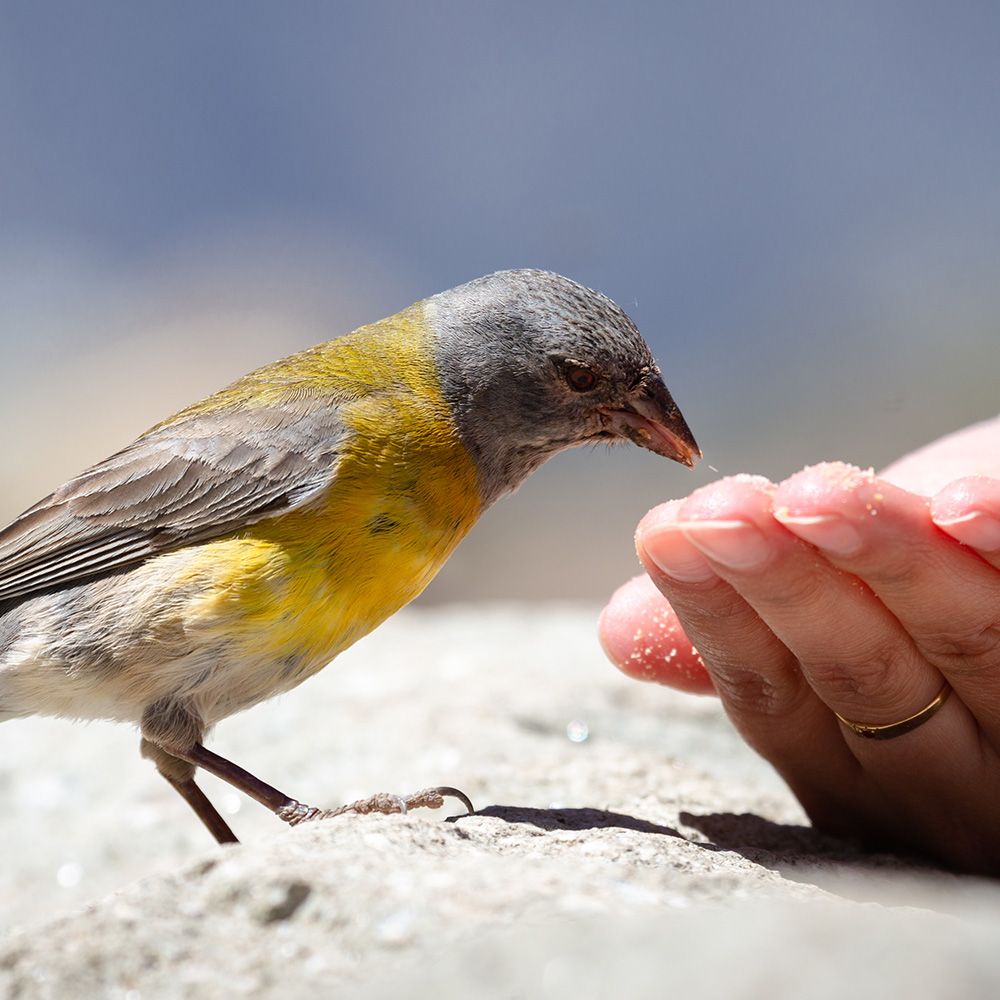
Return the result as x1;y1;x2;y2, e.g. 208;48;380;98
600;375;701;469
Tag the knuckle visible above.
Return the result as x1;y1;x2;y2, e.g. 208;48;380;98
920;623;1000;677
711;664;784;716
802;648;899;702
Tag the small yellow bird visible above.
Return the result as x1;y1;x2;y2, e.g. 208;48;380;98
0;269;698;843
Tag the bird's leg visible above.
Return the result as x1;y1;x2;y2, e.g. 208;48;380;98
182;741;320;825
154;738;475;836
140;699;242;844
162;769;240;845
182;743;475;825
139;735;239;845
140;698;473;842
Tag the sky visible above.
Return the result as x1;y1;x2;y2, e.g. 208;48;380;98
2;1;999;599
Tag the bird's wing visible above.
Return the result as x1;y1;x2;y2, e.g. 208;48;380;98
0;400;348;604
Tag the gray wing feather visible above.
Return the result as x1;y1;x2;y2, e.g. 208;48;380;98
0;401;347;604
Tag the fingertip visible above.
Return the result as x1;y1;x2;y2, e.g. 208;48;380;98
636;522;718;584
635;498;685;539
599;574;716;694
774;462;874;513
637;477;784;584
635;499;718;584
678;473;777;521
931;476;1000;552
635;475;777;543
931;476;1000;519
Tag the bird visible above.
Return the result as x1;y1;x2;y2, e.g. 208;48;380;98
0;269;699;844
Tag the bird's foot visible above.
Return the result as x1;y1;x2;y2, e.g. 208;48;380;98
278;786;474;826
275;800;325;826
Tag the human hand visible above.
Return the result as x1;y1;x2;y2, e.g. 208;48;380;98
600;416;1000;873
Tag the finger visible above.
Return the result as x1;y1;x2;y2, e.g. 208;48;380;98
599;573;715;693
931;476;1000;567
773;465;1000;725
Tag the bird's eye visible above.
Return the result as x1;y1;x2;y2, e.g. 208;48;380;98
565;366;598;392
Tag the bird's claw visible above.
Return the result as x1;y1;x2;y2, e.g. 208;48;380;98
323;785;475;818
279;785;475;826
415;785;476;815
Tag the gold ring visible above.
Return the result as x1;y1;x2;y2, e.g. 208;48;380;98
834;682;952;741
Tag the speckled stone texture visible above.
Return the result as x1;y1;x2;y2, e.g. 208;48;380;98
3;605;1000;999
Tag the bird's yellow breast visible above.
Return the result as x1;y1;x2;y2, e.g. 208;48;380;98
165;307;483;700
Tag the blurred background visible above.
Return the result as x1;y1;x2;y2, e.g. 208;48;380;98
2;1;998;601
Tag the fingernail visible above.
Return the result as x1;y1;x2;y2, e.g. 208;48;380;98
934;511;1000;552
677;519;770;570
638;525;717;583
775;512;863;556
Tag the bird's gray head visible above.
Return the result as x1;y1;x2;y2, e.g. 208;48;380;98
426;269;699;506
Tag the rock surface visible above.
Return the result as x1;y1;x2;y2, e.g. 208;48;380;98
3;604;1000;998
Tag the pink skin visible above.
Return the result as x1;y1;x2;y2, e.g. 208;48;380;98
599;415;1000;873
